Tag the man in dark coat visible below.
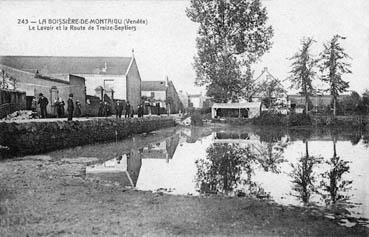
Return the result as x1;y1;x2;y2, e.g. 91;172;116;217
115;100;124;118
67;94;74;121
37;93;49;118
75;100;82;117
156;102;160;116
125;101;131;118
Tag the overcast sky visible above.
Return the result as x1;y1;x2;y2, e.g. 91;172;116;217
0;0;368;94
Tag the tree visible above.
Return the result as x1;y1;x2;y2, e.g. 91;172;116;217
319;35;352;117
288;37;317;115
339;91;361;115
0;69;16;90
186;0;273;102
259;78;286;108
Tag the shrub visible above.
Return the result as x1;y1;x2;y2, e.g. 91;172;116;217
252;112;286;126
288;113;312;126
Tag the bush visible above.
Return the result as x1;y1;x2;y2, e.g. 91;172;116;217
252;112;312;127
288;113;312;126
252;112;286;126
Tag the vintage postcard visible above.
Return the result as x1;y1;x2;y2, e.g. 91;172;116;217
0;0;368;236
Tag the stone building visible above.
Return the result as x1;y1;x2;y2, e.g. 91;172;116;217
0;54;142;113
141;77;183;114
0;64;85;116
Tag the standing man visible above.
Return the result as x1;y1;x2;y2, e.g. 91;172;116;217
75;100;82;117
115;100;123;118
125;101;131;118
37;93;49;118
67;93;74;121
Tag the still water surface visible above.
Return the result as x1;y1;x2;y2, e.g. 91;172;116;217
84;125;369;227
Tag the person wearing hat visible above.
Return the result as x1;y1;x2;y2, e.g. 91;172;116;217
37;93;49;118
67;93;74;121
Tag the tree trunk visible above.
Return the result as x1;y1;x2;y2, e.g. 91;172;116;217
333;97;337;117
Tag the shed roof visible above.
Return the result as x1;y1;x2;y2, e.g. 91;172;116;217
212;102;261;109
0;56;132;75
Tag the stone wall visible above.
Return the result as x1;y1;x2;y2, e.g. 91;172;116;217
0;117;175;158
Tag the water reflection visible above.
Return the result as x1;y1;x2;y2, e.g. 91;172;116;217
289;140;322;204
318;138;352;205
86;148;142;187
195;143;268;197
79;126;369;227
86;134;180;187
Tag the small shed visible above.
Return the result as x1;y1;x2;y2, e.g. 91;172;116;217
211;102;261;119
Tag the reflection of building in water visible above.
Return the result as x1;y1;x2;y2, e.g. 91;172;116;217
141;134;179;162
86;149;142;187
212;131;259;144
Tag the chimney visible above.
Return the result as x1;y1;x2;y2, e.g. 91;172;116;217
131;48;135;58
263;67;268;73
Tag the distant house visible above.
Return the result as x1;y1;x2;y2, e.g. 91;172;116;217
188;94;205;108
141;77;183;114
211;102;262;119
0;64;86;115
0;54;142;112
288;94;350;113
251;67;287;103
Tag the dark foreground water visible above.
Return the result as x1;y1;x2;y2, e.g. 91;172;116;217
79;125;368;227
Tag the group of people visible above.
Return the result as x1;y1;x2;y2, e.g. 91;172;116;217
113;100;145;118
114;100;133;118
31;94;153;120
31;93;80;121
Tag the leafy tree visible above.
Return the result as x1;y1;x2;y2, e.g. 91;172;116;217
319;35;352;117
339;91;361;115
288;37;317;114
186;0;273;102
259;78;286;108
357;89;369;115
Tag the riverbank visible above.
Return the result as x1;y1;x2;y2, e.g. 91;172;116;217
1;127;368;236
0;158;367;236
0;116;176;159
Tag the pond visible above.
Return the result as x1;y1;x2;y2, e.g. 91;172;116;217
82;125;369;227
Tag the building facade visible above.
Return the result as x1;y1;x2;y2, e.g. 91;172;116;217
141;78;183;114
0;55;142;113
0;64;86;116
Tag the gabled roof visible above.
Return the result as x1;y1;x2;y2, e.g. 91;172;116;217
141;81;166;91
0;56;132;75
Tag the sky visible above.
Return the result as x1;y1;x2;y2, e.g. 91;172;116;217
0;0;368;94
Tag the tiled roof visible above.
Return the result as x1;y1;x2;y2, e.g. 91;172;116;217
0;56;132;75
141;81;166;91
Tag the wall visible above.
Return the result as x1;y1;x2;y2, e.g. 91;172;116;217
0;89;26;118
0;65;86;116
0;117;176;158
166;81;183;114
69;74;86;115
126;58;142;112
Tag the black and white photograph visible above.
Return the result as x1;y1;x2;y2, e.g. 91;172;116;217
0;0;369;236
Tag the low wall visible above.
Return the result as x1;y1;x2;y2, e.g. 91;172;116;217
0;117;176;158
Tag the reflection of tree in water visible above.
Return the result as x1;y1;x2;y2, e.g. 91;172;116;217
195;143;269;198
318;138;352;205
254;139;288;173
290;140;322;204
